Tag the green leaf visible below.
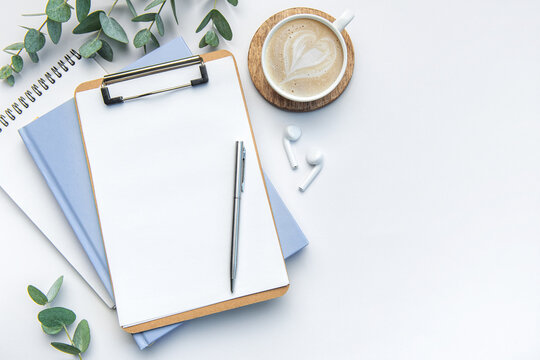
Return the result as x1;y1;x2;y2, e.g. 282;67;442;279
227;0;238;5
198;35;207;48
79;37;102;58
126;0;137;17
24;29;46;53
72;11;103;34
131;13;156;22
76;0;91;21
99;13;129;44
6;75;15;86
212;10;232;41
97;39;113;61
155;13;164;36
42;324;63;335
150;32;160;47
4;42;24;51
73;320;90;353
28;52;39;63
51;342;81;355
11;55;23;73
38;307;76;328
47;19;62;44
133;29;151;48
170;0;178;24
144;0;165;11
205;29;219;47
46;275;63;302
46;0;72;23
196;10;214;33
27;285;48;305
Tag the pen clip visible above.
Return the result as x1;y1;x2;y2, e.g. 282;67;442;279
241;144;246;192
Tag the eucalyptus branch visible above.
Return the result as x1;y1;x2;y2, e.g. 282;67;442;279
28;276;91;358
196;0;238;48
131;0;176;51
1;0;238;87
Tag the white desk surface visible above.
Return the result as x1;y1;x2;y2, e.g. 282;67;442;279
2;0;540;359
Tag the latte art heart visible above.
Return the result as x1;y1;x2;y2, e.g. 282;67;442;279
281;31;337;84
264;18;344;98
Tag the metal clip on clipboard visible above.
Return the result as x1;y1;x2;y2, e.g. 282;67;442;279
100;55;209;105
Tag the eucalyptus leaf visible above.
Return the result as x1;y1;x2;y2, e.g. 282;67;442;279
27;285;47;305
144;0;165;11
212;10;232;40
198;35;207;48
38;307;76;328
46;275;63;302
205;29;219;47
73;319;90;353
76;0;91;22
99;13;129;44
196;10;214;33
126;0;137;17
11;55;23;73
150;32;160;47
51;342;81;355
4;42;24;51
47;19;62;44
79;37;102;58
170;0;178;24
133;29;151;48
42;324;63;335
131;13;156;22
46;0;72;23
97;39;113;61
72;11;104;34
6;75;15;86
24;29;46;53
227;0;238;5
155;13;164;36
28;52;39;63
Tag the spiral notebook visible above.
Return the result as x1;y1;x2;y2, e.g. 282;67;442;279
0;47;112;306
75;51;290;332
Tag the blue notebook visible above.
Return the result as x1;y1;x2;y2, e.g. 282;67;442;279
19;37;308;349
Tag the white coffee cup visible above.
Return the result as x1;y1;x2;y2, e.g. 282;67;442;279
261;10;354;103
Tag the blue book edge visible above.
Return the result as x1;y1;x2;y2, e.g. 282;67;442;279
20;37;308;350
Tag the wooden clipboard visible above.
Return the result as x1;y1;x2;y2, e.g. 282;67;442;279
74;50;289;333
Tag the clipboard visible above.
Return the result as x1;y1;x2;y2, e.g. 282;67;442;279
74;50;289;333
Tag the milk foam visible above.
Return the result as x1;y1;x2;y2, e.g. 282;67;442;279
265;18;344;98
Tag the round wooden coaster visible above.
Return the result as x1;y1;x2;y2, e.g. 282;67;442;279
248;7;355;112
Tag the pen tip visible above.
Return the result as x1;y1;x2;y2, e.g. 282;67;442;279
231;279;234;293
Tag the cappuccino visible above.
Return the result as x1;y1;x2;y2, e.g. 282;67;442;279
264;18;344;98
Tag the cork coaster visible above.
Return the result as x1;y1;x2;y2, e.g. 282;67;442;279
248;7;355;112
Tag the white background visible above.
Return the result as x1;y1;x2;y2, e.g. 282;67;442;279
2;0;540;359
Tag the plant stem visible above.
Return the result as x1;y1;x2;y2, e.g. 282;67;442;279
63;325;83;360
148;1;167;32
107;0;119;16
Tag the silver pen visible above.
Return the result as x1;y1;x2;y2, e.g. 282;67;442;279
231;141;246;293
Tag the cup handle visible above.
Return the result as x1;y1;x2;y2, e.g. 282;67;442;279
333;9;354;33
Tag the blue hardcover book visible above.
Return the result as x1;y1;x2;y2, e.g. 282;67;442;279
19;37;308;349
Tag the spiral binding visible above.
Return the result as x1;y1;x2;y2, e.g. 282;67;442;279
0;49;82;134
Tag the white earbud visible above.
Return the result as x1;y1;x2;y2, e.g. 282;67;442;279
299;149;324;192
283;125;302;169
